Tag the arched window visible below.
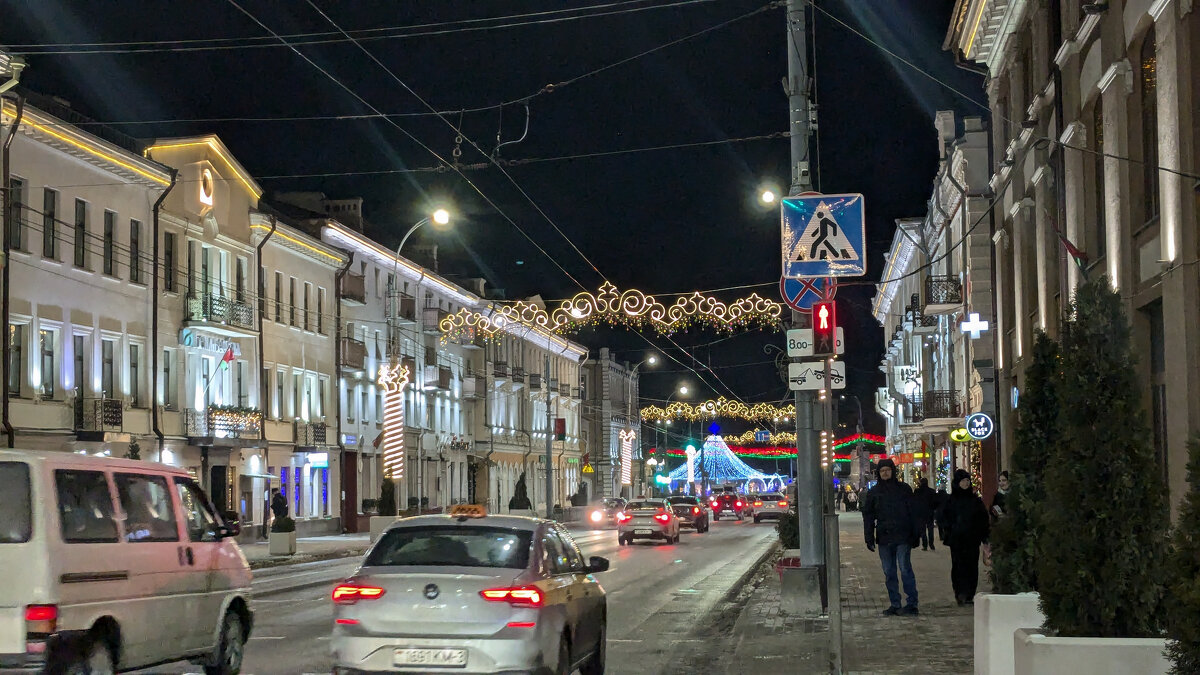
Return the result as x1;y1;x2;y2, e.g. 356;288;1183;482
1140;28;1159;225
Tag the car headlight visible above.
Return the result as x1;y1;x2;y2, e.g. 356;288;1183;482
590;511;603;522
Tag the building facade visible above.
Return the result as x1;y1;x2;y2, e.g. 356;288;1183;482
946;0;1200;511
581;348;640;500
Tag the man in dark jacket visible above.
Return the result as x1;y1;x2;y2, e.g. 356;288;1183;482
862;458;922;616
940;469;991;605
913;477;938;551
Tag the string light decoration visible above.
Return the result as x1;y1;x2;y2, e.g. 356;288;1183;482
665;435;787;486
440;281;783;341
378;363;411;480
832;433;887;452
685;445;698;484
619;428;636;486
640;397;793;423
723;430;797;446
662;445;798;459
820;430;830;468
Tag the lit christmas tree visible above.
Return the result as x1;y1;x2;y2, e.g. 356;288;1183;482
667;434;785;491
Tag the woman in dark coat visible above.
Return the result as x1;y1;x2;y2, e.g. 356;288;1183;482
939;469;990;605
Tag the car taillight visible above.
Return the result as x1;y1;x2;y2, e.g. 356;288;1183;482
779;500;789;507
332;584;387;604
25;605;56;634
754;501;763;507
654;513;671;523
616;512;632;523
692;506;701;515
480;586;544;607
736;501;743;508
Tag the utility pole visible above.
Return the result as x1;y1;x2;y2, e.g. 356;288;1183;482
545;354;553;519
786;0;825;614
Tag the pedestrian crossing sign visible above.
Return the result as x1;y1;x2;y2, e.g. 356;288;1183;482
781;193;867;278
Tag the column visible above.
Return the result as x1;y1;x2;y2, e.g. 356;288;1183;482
1099;59;1134;291
1032;166;1053;332
1009;202;1029;361
1060;121;1088;292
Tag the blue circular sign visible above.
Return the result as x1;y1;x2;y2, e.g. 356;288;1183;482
779;277;837;313
965;413;994;440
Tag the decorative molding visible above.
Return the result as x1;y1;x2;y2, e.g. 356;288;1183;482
1059;120;1087;145
1054;38;1079;68
1098;59;1134;96
1031;165;1048;186
1075;12;1102;46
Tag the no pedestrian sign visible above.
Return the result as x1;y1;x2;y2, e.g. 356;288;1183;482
781;193;867;279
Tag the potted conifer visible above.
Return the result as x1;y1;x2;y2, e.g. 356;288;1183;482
1014;277;1169;674
977;331;1054;674
369;477;401;542
269;515;297;556
1165;438;1200;674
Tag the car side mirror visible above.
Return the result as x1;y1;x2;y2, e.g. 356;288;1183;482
586;556;610;573
220;510;241;538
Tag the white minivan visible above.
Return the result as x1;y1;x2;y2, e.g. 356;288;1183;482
0;449;253;674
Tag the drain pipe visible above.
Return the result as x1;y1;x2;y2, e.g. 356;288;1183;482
333;250;353;529
150;169;178;458
1;93;24;448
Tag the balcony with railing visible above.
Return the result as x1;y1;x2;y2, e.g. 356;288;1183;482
339;273;367;305
74;397;123;435
422;306;449;334
185;405;263;441
529;373;542;389
493;361;510;381
186;293;255;332
463;375;487;399
923;275;962;314
339;336;367;371
511;366;525;384
387;291;416;324
907;390;962;425
295;420;328;447
914;313;939;334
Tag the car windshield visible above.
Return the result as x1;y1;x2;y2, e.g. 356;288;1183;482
668;497;698;505
761;494;785;500
366;526;533;569
600;499;624;508
625;501;664;510
0;462;32;543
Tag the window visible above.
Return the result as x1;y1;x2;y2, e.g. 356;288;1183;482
8;325;22;396
129;344;141;406
175;477;220;542
1140;28;1159;226
73;199;87;268
361;391;368;425
129;220;142;283
163;231;176;292
366;526;532;569
257;267;266;318
235;257;246;304
348;385;357;424
55;469;118;543
101;339;114;397
163;348;178;410
237;361;248;407
289;277;296;326
292;373;301;418
318;376;328;418
114;473;178;542
73;335;85;398
541;531;569;574
0;462;32;543
274;272;283;322
1091;103;1106;261
552;527;585;572
186;240;196;297
39;329;54;398
275;371;284;419
202;358;212;408
103;211;116;276
6;176;23;250
317;288;325;334
42;188;57;259
303;282;311;331
375;391;382;424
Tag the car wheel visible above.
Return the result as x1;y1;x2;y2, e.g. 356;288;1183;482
60;634;115;675
754;516;761;523
580;620;605;675
205;610;245;675
618;535;627;546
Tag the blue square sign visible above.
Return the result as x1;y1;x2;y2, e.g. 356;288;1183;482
781;193;867;278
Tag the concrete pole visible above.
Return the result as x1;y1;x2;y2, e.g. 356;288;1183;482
545;354;553;519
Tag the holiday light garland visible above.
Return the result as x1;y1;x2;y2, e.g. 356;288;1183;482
440;281;783;341
661;445;798;459
619;428;636;486
378;363;411;480
640;396;793;423
832;433;886;452
720;430;797;446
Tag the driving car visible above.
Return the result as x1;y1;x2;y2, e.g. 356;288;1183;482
331;504;609;675
616;499;681;545
751;493;790;523
666;496;709;533
710;492;746;521
586;497;627;528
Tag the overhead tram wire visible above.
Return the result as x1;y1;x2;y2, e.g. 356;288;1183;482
8;0;717;54
221;0;588;293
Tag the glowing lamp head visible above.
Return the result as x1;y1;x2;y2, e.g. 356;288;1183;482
678;386;689;396
647;355;657;365
761;190;776;204
431;208;450;227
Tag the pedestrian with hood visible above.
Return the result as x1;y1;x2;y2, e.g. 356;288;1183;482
862;458;922;616
940;469;991;605
913;477;938;551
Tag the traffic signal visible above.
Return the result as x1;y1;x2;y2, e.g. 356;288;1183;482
813;300;837;355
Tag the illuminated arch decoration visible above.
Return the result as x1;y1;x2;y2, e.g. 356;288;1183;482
663;444;797;459
722;430;797;446
640;397;793;423
832;433;886;452
377;363;411;479
618;429;636;486
440;281;783;341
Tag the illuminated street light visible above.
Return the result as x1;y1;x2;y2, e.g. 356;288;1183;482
761;189;777;204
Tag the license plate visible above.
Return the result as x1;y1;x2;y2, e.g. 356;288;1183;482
635;529;653;534
393;648;467;667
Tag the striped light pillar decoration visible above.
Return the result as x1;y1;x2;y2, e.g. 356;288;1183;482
685;445;698;484
377;363;411;480
619;429;636;486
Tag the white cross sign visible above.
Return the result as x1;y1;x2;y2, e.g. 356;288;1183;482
961;313;989;339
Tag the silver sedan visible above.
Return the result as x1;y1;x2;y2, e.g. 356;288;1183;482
616;499;681;545
330;506;609;674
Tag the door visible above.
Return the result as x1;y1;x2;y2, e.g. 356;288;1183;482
173;476;225;652
540;529;582;662
342;450;359;533
554;527;601;653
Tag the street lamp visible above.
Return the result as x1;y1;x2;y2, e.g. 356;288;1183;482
646;457;660;497
760;189;777;204
0;48;26;94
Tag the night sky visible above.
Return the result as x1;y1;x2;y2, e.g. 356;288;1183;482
2;1;984;440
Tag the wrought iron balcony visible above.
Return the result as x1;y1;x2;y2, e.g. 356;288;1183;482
463;375;487;399
908;390;962;422
387;292;416;324
422;306;449;334
923;275;962;314
186;293;255;330
185;405;262;439
74;397;123;433
295;420;328;446
511;366;526;384
493;361;510;380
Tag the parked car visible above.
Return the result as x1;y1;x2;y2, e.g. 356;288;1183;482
331;505;608;674
709;492;746;521
665;496;709;533
616;500;681;545
751;493;790;523
0;449;252;674
586;497;627;528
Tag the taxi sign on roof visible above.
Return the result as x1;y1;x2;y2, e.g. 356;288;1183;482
449;504;487;519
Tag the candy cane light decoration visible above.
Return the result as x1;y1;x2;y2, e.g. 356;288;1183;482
378;363;411;479
619;429;636;486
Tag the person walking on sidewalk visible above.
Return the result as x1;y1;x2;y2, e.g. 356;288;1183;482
862;458;922;616
913;477;938;551
940;469;991;606
989;470;1010;524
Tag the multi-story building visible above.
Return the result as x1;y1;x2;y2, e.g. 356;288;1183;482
581;348;640;500
874;112;994;492
2;96;172;457
945;0;1200;511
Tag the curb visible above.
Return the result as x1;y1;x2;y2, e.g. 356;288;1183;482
722;536;783;604
248;547;369;571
